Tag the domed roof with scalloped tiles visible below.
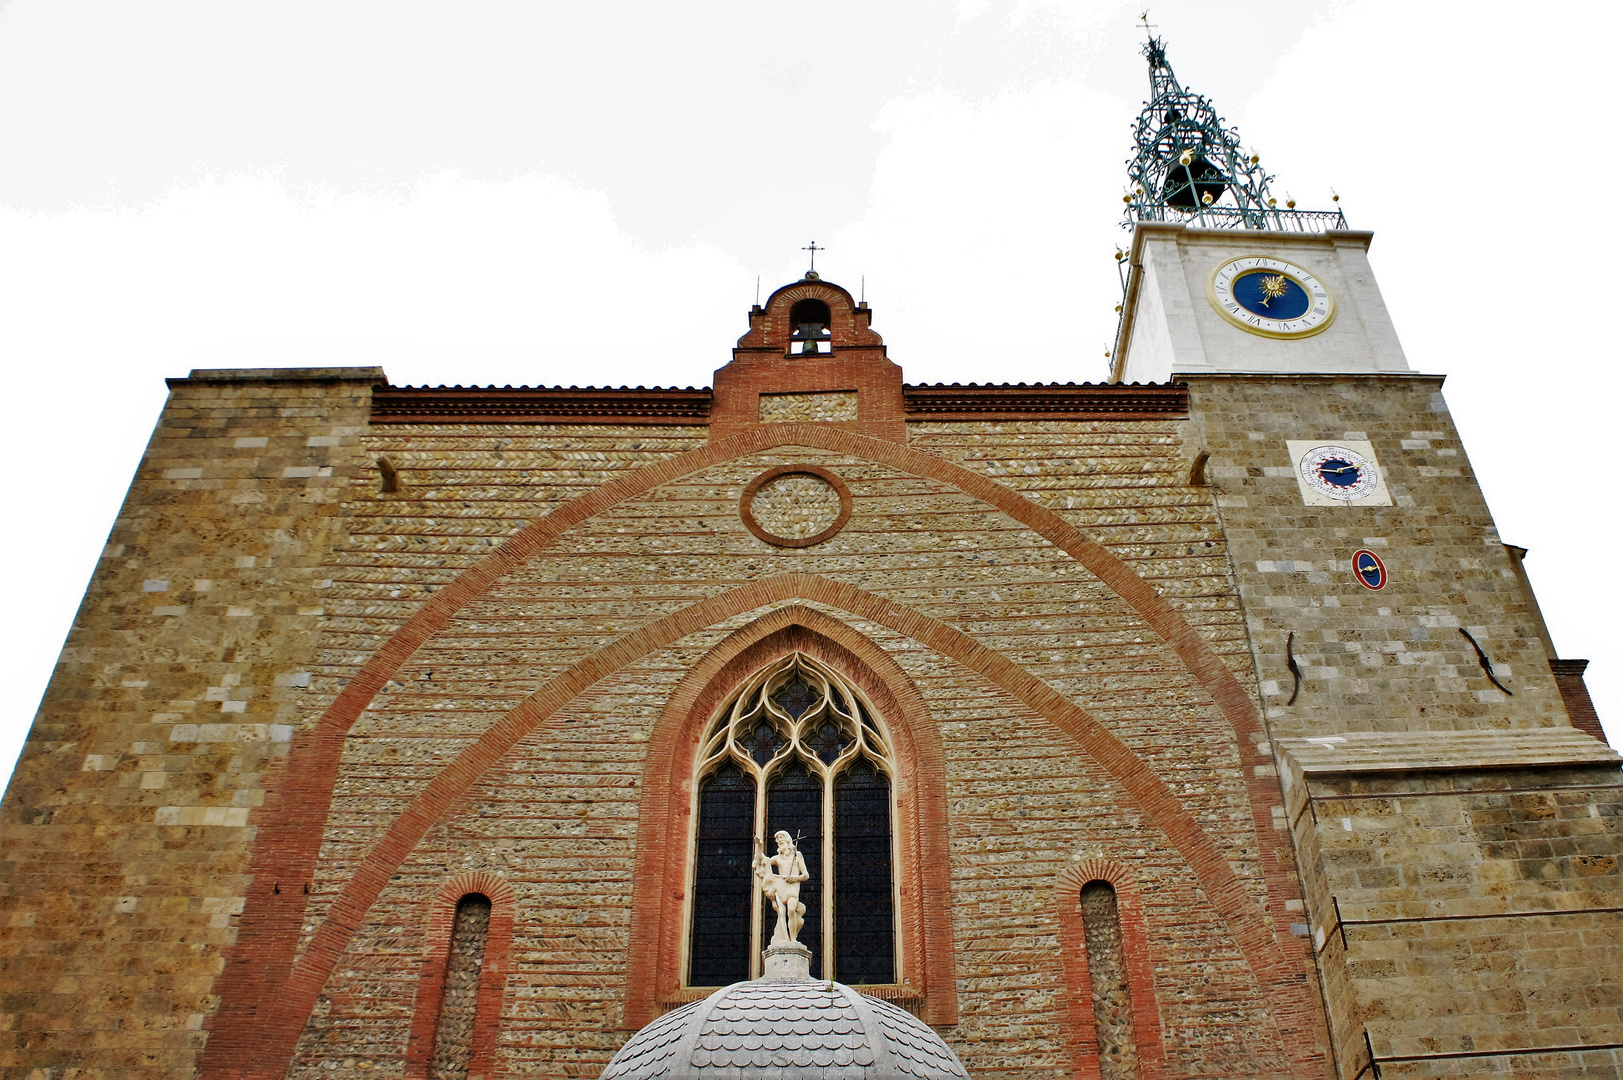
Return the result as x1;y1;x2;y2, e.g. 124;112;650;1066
601;978;968;1080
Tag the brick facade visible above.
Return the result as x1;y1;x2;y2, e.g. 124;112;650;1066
2;275;1617;1080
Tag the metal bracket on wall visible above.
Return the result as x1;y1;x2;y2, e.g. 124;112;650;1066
1358;1039;1623;1077
1286;631;1302;705
1314;895;1350;957
1352;1028;1380;1079
1318;903;1623;962
1188;449;1210;486
1458;627;1512;695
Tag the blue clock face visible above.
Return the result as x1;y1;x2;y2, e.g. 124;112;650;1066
1210;257;1335;338
1315;457;1361;488
1232;269;1311;320
1298;444;1380;502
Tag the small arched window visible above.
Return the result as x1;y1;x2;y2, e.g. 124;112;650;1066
787;298;833;355
1079;881;1140;1079
428;893;492;1080
687;654;896;984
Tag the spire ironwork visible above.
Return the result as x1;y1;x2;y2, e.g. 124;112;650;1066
1123;36;1345;233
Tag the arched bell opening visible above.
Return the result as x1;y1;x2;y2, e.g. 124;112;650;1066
788;298;833;355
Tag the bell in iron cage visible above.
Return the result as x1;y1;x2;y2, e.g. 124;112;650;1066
1161;151;1227;211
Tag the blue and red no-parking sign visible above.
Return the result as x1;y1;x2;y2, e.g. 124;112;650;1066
1352;549;1387;590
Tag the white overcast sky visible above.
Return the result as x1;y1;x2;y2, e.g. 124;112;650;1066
3;0;1619;785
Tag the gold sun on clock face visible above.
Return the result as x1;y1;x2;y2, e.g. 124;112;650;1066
1208;256;1336;338
1258;274;1289;306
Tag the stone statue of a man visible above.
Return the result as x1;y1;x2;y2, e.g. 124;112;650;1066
754;830;809;945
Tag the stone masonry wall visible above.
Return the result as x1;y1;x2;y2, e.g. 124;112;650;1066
273;419;1315;1079
9;358;1615;1080
1301;764;1622;1079
1184;374;1623;1079
1184;374;1567;738
0;368;381;1078
6;399;1329;1079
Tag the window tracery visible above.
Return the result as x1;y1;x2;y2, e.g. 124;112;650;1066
687;654;897;985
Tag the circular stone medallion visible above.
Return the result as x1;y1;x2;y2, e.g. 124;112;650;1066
740;465;852;548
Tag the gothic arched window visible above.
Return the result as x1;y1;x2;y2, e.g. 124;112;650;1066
687;654;897;985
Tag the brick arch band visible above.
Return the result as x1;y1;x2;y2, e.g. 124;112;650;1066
209;576;1306;1078
624;608;956;1027
200;424;1319;1078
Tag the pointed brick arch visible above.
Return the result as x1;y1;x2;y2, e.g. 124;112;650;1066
622;606;956;1027
208;574;1311;1078
203;423;1317;1078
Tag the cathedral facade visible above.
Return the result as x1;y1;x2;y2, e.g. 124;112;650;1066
2;39;1619;1080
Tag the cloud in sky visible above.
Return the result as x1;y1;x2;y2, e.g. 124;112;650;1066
3;0;1620;784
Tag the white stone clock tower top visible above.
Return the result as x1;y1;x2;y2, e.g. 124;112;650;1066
1109;36;1410;382
1111;223;1410;382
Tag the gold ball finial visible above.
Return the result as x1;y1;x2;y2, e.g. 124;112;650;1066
1331;189;1341;203
1123;193;1132;203
1268;197;1277;208
1178;148;1195;167
1201;191;1214;205
1286;196;1296;209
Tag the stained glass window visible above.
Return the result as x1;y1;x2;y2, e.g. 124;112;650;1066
764;760;824;970
686;655;898;984
688;762;754;985
835;759;895;983
808;718;852;765
745;719;786;766
772;673;818;720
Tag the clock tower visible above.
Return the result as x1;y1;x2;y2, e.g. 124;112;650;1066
1111;35;1622;1080
1112;36;1408;380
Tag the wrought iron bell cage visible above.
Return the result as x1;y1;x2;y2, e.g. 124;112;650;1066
1123;36;1346;234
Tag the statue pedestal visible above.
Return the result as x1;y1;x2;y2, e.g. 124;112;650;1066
762;942;813;982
